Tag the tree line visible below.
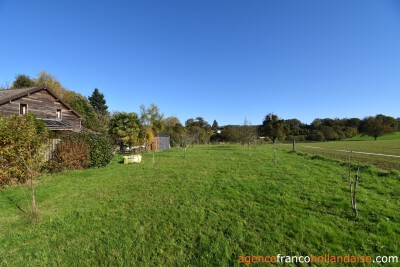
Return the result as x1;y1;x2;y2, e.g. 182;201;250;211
5;72;215;150
258;113;399;142
4;72;400;148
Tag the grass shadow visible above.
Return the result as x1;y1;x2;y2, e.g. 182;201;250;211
205;145;238;151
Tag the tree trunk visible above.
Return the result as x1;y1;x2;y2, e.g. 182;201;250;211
29;167;37;212
31;185;36;212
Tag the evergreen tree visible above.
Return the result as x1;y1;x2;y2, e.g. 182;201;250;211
212;120;219;131
88;88;108;113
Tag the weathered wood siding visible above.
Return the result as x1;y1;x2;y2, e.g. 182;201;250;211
0;89;81;132
43;139;61;161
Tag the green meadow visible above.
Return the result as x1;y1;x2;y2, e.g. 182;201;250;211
0;145;399;266
347;132;400;141
277;138;400;171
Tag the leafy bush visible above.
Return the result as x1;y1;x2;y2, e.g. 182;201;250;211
321;126;339;141
54;132;114;169
307;130;325;141
285;135;295;142
81;133;114;167
210;133;223;143
48;140;90;172
0;114;48;186
297;135;306;142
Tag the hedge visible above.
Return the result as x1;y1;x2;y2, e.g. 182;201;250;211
57;132;114;168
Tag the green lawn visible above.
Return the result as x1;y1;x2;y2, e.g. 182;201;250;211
277;139;400;171
0;145;399;266
347;132;400;141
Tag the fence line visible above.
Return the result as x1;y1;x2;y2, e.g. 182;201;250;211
300;145;400;158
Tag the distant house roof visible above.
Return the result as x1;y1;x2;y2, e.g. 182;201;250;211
0;87;82;118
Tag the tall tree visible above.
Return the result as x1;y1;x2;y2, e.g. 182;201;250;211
140;103;165;133
221;126;241;142
0;114;48;216
161;116;182;147
35;71;66;97
238;119;258;149
109;112;143;149
174;124;194;157
12;74;35;89
284;118;304;135
212;120;219;131
185;117;213;144
88;88;108;113
397;118;400;130
259;113;286;143
359;114;398;140
63;91;107;132
164;116;181;129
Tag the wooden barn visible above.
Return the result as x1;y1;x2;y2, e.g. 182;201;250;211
0;87;82;133
146;134;170;151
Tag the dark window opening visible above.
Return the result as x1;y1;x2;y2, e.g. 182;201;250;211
20;104;27;115
56;109;62;119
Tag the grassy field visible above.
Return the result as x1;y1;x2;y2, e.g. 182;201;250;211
347;132;400;141
0;145;399;266
277;139;400;171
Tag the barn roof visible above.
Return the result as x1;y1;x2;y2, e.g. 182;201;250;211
0;87;82;118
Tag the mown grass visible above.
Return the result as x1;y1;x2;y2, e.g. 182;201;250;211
277;139;400;171
347;132;400;141
0;145;399;266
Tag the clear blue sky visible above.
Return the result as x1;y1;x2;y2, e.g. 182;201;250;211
1;0;399;125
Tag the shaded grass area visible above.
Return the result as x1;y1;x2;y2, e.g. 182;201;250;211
277;139;400;171
0;145;399;266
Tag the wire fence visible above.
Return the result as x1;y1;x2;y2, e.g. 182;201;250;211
299;145;400;158
276;141;400;171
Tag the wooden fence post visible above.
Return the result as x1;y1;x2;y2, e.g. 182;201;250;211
292;139;296;152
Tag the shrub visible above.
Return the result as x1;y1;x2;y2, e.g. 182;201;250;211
297;135;306;142
285;135;295;142
321;127;339;141
337;130;346;140
81;133;114;167
0;114;48;186
307;130;325;141
53;132;114;169
210;133;223;143
48;140;90;172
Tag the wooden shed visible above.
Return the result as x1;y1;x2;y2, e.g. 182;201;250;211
146;134;170;151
